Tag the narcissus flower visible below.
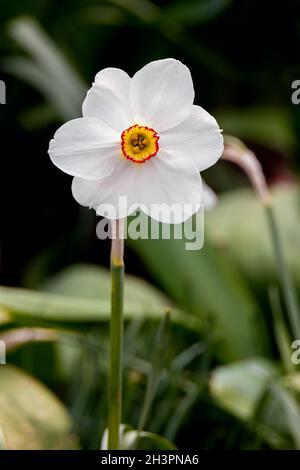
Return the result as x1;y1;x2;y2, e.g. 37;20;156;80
49;59;223;223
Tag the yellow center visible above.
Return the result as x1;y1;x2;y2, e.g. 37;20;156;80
121;124;159;163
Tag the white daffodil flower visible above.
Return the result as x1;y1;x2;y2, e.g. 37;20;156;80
49;58;223;223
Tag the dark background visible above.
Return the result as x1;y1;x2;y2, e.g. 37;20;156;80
1;0;300;285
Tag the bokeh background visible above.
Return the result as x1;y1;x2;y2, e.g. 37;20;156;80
1;0;300;450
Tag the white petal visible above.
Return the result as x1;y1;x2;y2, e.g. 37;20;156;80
72;160;139;219
130;59;194;132
48;117;120;180
72;150;202;223
202;180;218;210
160;105;223;171
135;150;202;223
82;68;132;132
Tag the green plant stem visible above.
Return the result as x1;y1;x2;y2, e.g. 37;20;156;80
108;219;124;450
265;205;300;339
268;285;295;373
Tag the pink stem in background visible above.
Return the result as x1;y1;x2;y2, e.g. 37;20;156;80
222;136;272;207
111;219;125;266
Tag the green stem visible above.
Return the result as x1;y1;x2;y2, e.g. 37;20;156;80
222;140;300;337
108;219;124;450
265;206;300;339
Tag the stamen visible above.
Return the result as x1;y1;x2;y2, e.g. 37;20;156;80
121;124;159;164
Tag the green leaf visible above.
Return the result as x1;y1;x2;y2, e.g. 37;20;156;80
128;224;267;361
164;0;232;26
138;311;171;432
215;106;296;152
125;430;177;450
268;286;295;373
41;264;166;303
80;6;126;26
101;424;177;450
284;373;300;393
210;359;300;448
6;17;86;120
206;186;300;289
3;57;78;122
109;0;160;23
271;383;300;449
210;358;278;421
0;365;77;449
0;427;7;450
0;265;201;332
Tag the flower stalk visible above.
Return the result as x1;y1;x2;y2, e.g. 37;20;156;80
222;135;271;207
222;136;300;338
108;218;124;450
265;206;300;339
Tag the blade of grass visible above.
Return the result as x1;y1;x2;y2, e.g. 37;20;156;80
164;381;198;441
265;206;300;340
268;285;295;373
3;57;80;121
271;382;300;449
138;310;171;433
6;17;86;119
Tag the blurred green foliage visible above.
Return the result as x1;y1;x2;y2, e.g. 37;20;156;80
1;0;300;451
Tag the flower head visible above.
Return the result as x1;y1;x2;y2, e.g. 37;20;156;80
48;59;223;223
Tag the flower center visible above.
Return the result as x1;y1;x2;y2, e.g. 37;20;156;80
121;124;159;163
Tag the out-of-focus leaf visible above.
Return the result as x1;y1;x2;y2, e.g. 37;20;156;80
164;380;198;442
124;430;177;450
3;57;78;121
164;0;232;26
0;306;11;325
41;264;166;304
138;311;171;432
210;359;300;449
0;327;57;352
101;424;177;450
0;365;77;449
268;286;294;373
210;358;277;420
0;427;7;449
206;186;300;288
271;383;300;449
128;223;267;361
109;0;160;23
265;204;300;341
0;265;201;332
215;106;296;152
163;24;238;80
5;17;86;120
80;6;126;25
284;373;300;392
19;103;58;129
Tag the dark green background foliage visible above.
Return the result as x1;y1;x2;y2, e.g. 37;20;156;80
1;0;300;450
